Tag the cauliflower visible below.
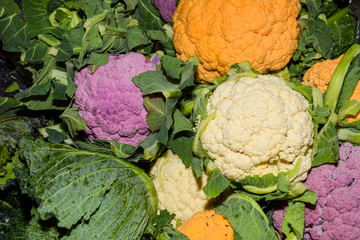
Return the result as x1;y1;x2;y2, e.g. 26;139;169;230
154;0;177;22
172;0;301;83
272;142;360;240
177;209;234;240
150;150;218;225
74;52;156;146
201;75;314;182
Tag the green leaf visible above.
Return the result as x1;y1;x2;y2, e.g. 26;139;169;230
215;193;279;240
126;25;151;51
23;40;49;64
135;0;164;30
281;201;305;239
87;52;109;65
4;82;19;93
191;157;203;178
172;109;194;135
203;169;230;198
0;0;30;51
336;55;360;112
312;120;339;167
133;71;182;98
239;173;278;194
168;136;194;167
144;97;166;132
192;111;216;158
25;208;60;240
19;138;158;239
22;0;64;38
110;140;138;159
162;55;183;79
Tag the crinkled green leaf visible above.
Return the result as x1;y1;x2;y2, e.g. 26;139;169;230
0;0;30;51
281;201;305;240
19;138;157;239
168;136;193;167
203;169;230;199
126;25;151;51
59;107;87;138
135;0;164;30
162;55;183;79
22;0;64;38
144;97;166;132
172;109;194;135
215;193;279;240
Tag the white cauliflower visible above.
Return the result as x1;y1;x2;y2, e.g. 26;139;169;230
150;150;215;225
201;75;314;183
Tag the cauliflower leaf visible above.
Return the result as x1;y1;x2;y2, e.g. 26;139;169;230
18;137;157;239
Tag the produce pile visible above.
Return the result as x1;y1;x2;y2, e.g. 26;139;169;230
0;0;359;239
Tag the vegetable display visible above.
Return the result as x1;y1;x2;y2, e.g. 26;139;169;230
0;0;360;239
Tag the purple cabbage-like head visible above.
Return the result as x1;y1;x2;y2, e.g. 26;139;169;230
155;0;177;22
272;142;360;239
74;52;156;146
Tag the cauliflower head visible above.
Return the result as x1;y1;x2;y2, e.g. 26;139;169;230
74;52;156;146
172;0;301;83
201;75;314;182
272;142;360;240
303;55;360;122
177;209;234;240
155;0;177;22
150;150;216;225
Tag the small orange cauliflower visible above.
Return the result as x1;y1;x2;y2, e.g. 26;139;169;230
172;0;301;83
177;209;234;240
303;55;360;122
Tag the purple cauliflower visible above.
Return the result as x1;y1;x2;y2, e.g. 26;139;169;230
155;0;177;22
272;142;360;240
74;52;156;146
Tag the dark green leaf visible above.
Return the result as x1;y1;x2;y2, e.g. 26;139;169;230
59;107;87;138
191;157;203;178
168;136;193;167
172;109;194;135
135;0;164;30
23;40;49;64
19;138;157;239
203;169;230;199
0;0;30;51
312;121;339;167
144;97;166;132
22;0;64;38
87;52;109;65
162;55;183;79
126;26;151;51
215;193;279;240
336;55;360;112
133;71;182;98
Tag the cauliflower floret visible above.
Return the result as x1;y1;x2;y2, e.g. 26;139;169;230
150;150;217;225
272;142;360;240
74;52;156;146
201;75;314;182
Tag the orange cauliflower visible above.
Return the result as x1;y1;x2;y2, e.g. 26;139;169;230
177;210;234;240
303;55;360;122
172;0;301;83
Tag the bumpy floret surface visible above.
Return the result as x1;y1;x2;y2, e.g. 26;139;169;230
272;142;360;240
155;0;177;22
172;0;301;82
150;150;214;225
201;75;314;182
74;52;156;146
